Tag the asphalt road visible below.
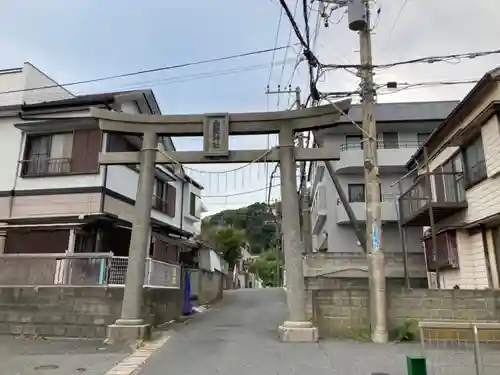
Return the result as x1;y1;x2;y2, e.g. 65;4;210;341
0;335;131;375
136;288;424;375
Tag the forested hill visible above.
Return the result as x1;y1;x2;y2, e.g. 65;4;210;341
202;202;280;254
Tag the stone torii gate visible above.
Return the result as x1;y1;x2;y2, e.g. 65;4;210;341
91;99;351;343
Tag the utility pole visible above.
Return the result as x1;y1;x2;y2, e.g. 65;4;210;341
355;0;387;344
318;0;388;343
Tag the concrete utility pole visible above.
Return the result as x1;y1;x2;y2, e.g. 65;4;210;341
355;0;388;343
318;0;388;343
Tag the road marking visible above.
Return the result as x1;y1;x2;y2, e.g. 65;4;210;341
104;335;170;375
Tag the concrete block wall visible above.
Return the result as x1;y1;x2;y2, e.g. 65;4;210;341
197;270;224;305
0;286;183;338
306;277;500;338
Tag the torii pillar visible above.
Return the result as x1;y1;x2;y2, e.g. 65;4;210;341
91;99;351;344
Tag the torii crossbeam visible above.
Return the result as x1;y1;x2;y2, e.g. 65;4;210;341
91;99;350;165
93;98;351;344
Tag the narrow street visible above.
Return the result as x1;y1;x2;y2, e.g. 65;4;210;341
136;288;419;375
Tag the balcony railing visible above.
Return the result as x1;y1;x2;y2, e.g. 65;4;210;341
21;157;72;176
0;253;181;289
399;172;467;226
340;141;421;152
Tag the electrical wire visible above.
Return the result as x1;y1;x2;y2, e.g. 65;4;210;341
203;183;281;198
385;0;411;43
377;78;479;96
277;0;300;109
154;147;275;175
0;45;292;97
95;59;297;94
322;48;500;70
267;7;285;90
264;6;285;208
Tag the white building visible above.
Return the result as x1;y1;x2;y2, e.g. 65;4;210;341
307;101;458;280
401;67;500;290
0;62;204;265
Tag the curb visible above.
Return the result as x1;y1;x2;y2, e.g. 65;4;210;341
104;306;212;374
104;334;170;375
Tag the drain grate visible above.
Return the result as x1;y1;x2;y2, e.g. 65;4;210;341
34;364;60;371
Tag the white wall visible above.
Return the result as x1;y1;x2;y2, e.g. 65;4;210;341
0;115;103;193
0;116;26;191
105;164;183;229
22;62;74;104
182;182;203;234
0;69;24;106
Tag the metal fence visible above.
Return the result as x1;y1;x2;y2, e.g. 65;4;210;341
0;253;181;289
144;258;181;289
419;321;500;375
0;253;112;286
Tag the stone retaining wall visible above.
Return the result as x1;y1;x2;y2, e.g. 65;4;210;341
306;277;500;338
0;286;183;338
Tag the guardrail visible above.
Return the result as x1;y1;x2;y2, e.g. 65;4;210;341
419;321;500;375
0;253;181;289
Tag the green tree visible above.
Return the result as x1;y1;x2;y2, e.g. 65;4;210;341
203;202;280;254
200;226;246;268
248;249;282;287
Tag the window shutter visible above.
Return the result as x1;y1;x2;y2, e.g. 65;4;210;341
71;130;101;173
166;184;176;217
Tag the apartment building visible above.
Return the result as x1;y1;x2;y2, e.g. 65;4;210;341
0;62;204;264
400;67;500;290
308;101;458;276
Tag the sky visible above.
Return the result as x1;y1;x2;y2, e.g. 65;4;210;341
1;0;500;216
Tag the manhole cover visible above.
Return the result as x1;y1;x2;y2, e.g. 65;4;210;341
34;364;60;370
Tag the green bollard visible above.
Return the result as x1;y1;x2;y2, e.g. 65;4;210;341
407;356;427;375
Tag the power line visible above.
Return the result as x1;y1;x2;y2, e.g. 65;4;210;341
277;0;300;109
91;59;297;94
265;4;285;207
322;47;500;70
377;78;479;96
0;45;292;97
267;6;285;89
385;0;412;42
203;183;281;198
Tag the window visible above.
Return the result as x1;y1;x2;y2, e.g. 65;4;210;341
153;179;168;213
23;133;73;176
348;184;365;202
345;135;363;150
348;183;382;203
463;135;487;188
382;132;399;149
417;133;430;146
189;192;201;218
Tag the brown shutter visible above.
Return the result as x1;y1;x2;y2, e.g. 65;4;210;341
5;229;70;254
166;183;177;217
71;129;102;173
